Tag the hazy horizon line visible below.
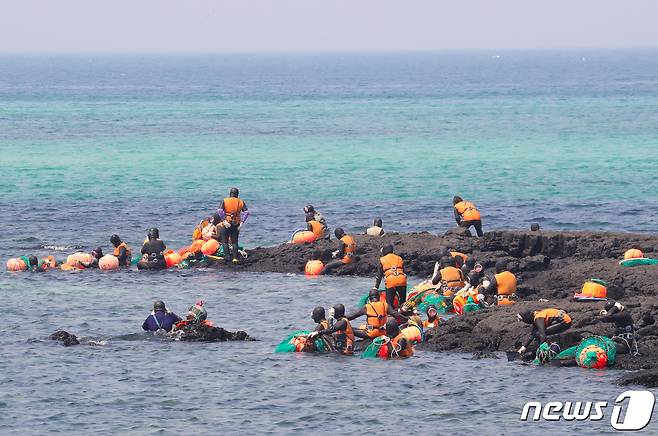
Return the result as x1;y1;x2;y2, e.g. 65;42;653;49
1;46;657;57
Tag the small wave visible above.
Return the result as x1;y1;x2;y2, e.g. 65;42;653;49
42;244;82;251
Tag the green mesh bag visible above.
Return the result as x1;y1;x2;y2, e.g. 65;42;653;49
462;296;480;313
556;336;617;367
274;330;328;353
275;330;312;353
361;336;387;359
418;293;449;314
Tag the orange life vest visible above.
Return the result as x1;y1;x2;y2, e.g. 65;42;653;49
340;235;356;263
454;201;481;221
495;271;517;296
40;256;57;270
440;266;465;288
113;242;132;266
423;318;440;329
391;325;421;358
380;253;407;288
366;301;388;328
534;308;572;327
174;319;214;330
193;219;209;241
333;317;355;355
308;220;324;239
223;197;245;225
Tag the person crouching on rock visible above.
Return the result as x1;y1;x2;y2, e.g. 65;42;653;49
319;228;356;275
307;304;354;355
452;196;483;237
482;260;518;306
365;217;384;236
304;205;329;239
517;308;572;354
430;256;465;295
600;301;639;355
143;300;181;333
305;212;325;241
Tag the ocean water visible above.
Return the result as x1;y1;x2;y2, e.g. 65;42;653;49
1;51;658;434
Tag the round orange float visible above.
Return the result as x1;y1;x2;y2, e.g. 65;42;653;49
99;255;120;271
624;248;644;260
6;258;27;271
304;260;324;276
291;231;316;245
201;239;220;256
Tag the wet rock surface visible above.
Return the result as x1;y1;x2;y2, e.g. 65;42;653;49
236;229;658;386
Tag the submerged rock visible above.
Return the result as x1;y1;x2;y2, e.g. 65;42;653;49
170;323;253;342
49;330;80;346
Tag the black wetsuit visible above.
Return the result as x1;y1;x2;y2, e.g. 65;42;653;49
374;262;407;309
114;245;129;266
454;209;483;237
217;199;248;261
138;240;167;270
320;239;349;275
522;313;571;349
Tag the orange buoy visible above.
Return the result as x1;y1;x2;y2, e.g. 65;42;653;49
99;255;120;271
201;239;220;256
40;256;57;270
578;279;607;299
624;248;644;260
165;252;182;268
191;239;205;253
67;252;93;267
291;231;316;245
6;258;27;271
304;260;324;276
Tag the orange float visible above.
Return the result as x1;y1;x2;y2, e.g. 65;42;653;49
575;279;607;299
291;231;316;245
66;252;93;267
99;255;120;271
165;251;182;268
304;260;324;276
6;258;27;271
624;248;644;260
201;239;220;256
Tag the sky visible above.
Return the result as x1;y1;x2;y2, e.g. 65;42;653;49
1;0;657;53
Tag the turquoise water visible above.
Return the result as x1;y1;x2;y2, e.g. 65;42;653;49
1;51;658;434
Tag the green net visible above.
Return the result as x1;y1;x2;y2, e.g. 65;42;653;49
361;336;387;359
275;330;312;353
619;258;658;267
274;330;328;353
418;293;449;314
462;297;480;313
556;336;617;367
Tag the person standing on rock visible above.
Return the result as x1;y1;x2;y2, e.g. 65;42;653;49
482;260;518;305
374;244;407;308
517;308;572;354
453;196;483;237
217;187;249;264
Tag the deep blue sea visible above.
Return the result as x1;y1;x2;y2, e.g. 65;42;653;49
1;51;657;434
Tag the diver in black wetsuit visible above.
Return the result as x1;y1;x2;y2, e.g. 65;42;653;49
138;228;167;270
308;304;355;355
110;234;131;267
600;301;639;355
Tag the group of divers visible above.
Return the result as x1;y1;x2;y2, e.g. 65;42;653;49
8;189;647;364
